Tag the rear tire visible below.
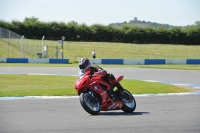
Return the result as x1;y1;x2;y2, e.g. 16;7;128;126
80;91;100;115
122;89;136;113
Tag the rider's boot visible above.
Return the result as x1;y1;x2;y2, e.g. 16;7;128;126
109;78;123;90
115;82;127;99
109;79;125;98
115;82;124;94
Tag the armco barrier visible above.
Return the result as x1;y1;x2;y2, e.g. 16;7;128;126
102;59;123;64
0;58;6;63
29;58;49;64
144;59;165;65
186;59;200;64
49;59;69;64
0;58;69;64
165;59;186;64
6;58;28;63
89;58;200;65
123;59;144;65
0;58;200;64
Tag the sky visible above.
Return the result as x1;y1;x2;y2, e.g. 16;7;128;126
0;0;200;26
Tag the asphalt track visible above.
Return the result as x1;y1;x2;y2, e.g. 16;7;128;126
0;67;200;133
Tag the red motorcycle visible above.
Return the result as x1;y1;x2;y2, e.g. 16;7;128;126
74;71;136;115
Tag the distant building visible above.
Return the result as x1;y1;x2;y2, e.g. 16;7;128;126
129;17;138;23
134;17;137;21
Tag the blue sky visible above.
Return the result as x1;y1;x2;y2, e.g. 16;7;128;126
0;0;200;26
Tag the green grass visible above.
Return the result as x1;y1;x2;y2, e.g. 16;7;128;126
0;74;77;96
1;39;200;62
0;38;23;58
135;64;200;70
0;63;200;70
0;74;194;97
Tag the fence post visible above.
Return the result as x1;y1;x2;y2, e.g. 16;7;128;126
56;46;58;59
0;27;2;38
8;30;10;43
61;36;65;59
42;36;45;58
46;46;48;58
21;35;24;58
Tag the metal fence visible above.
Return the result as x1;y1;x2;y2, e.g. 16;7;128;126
0;27;63;58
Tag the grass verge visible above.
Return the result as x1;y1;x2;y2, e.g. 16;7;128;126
1;39;200;61
0;74;194;97
0;63;200;70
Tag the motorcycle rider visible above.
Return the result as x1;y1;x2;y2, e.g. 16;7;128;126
78;58;125;96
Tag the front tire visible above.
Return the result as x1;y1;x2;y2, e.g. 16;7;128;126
122;89;136;113
80;91;100;115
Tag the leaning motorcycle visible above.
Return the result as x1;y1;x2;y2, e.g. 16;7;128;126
74;71;136;115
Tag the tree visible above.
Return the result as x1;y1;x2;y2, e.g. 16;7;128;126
195;21;200;27
65;21;79;41
169;27;185;44
183;25;200;44
11;20;24;35
23;16;39;23
90;24;113;42
0;20;11;29
155;27;170;44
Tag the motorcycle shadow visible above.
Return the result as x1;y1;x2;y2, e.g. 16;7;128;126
96;111;150;116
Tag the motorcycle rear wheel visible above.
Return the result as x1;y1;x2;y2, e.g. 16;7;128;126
122;89;136;113
80;91;100;115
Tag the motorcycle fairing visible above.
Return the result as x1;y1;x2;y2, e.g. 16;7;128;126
75;70;124;111
115;76;124;82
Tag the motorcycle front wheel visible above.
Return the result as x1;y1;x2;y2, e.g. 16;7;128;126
80;91;100;115
121;89;136;113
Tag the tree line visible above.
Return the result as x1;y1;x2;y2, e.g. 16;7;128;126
109;19;174;29
0;17;200;44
